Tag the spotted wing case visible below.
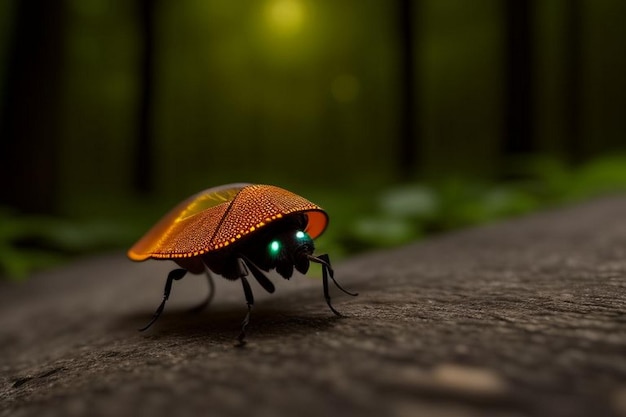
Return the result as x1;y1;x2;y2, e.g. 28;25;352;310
127;183;328;262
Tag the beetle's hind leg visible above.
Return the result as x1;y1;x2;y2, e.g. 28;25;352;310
188;268;216;313
139;268;187;331
231;257;258;344
237;275;254;345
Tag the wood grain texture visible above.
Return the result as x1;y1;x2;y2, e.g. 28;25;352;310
1;197;625;417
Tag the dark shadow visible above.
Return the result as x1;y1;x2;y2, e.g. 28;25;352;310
110;301;343;342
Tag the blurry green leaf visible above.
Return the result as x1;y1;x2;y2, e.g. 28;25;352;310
522;156;573;201
379;185;438;219
568;155;626;199
0;207;138;279
0;244;64;280
480;187;539;217
351;216;420;248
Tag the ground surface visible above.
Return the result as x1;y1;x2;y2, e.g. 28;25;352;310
1;196;625;417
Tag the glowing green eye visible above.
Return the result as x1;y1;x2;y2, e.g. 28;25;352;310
269;240;281;256
296;231;305;239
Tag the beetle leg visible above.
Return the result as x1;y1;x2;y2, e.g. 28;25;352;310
308;254;339;315
241;255;276;294
318;254;358;297
309;254;358;316
321;258;341;316
187;268;216;313
237;275;254;344
139;268;188;331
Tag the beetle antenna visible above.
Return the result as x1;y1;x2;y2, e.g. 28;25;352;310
308;254;358;297
140;268;188;331
308;254;357;316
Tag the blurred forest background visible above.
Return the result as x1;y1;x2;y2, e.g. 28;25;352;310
1;0;626;278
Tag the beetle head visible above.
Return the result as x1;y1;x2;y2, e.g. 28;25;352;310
267;229;315;278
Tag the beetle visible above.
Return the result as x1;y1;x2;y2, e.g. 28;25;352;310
128;183;357;342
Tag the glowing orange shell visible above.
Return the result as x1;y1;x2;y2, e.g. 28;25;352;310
127;183;328;262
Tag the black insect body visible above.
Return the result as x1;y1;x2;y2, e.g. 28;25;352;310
128;184;357;342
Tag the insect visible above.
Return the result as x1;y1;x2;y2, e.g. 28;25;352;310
128;183;357;342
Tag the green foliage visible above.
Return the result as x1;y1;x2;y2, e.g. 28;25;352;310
568;156;626;199
337;154;626;253
2;154;626;279
0;209;136;279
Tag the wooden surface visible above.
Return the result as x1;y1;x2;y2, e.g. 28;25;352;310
1;197;626;417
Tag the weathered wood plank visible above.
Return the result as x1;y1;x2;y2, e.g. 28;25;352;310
1;197;625;417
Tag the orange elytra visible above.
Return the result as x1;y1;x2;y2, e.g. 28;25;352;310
128;183;357;342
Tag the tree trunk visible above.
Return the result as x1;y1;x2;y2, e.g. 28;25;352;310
502;0;534;163
396;0;420;180
134;0;157;195
564;0;582;164
0;0;66;213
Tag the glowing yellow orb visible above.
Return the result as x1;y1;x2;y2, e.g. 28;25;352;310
265;0;306;36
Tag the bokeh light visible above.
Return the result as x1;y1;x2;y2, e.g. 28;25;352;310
264;0;306;37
